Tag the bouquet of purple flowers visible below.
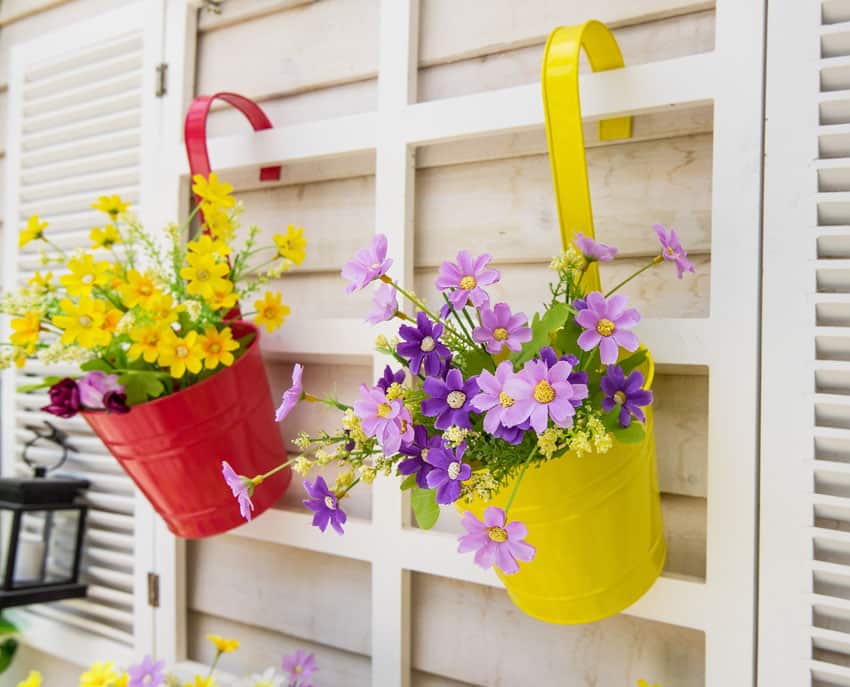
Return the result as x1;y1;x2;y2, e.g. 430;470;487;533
223;225;694;576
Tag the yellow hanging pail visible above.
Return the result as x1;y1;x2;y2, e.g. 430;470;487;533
457;20;666;624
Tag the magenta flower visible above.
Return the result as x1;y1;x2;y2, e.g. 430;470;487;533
502;358;588;433
103;390;130;414
421;368;480;430
435;250;500;310
303;476;346;535
396;311;451;376
341;233;393;293
276;363;303;422
366;282;398;324
128;655;165;687
222;460;254;521
472;303;532;354
575;291;640;365
397;425;441;489
471;360;521;436
42;378;81;418
457;506;536;575
601;365;653;427
654;223;695;279
353;384;414;455
77;370;124;409
282;649;318;684
575;232;618;262
425;441;472;504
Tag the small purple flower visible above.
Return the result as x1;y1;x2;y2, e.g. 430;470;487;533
222;460;254;521
439;302;453;320
422;368;480;430
573;297;587;311
471;360;521;436
601;365;653;427
128;655;166;687
654;223;695;279
457;506;536;575
353;384;414;455
575;291;640;365
472;303;532;354
304;476;347;535
276;363;303;422
396;311;451;377
398;425;440;488
341;233;393;293
575;232;618;262
435;250;500;310
103;391;130;414
282;649;318;684
376;364;405;393
366;282;398;324
503;359;588;433
77;370;124;409
42;378;81;418
540;348;587;408
425;441;472;504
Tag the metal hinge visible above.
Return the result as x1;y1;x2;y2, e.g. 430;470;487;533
147;572;160;608
155;63;168;97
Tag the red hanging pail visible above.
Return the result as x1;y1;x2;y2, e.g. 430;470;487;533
82;323;290;538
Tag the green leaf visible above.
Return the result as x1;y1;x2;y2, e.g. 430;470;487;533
80;359;114;373
400;474;418;491
612;421;646;444
117;371;166;406
16;382;52;393
462;347;496;376
515;302;570;365
0;638;17;674
0;615;17;636
411;487;440;530
553;318;583;358
617;348;649;376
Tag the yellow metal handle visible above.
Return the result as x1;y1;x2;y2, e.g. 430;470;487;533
542;21;632;290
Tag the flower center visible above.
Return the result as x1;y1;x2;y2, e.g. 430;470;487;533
196;269;210;281
209;343;221;354
488;526;508;543
493;327;509;341
533;379;556;404
446;390;467;409
613;390;627;405
139;284;153;296
459;275;477;290
176;345;189;359
324;495;336;510
499;391;514;408
596;318;615;336
447;461;462;480
420;335;436;352
263;307;277;319
295;666;304;674
421;448;429;460
666;246;676;256
146;335;158;345
81;274;94;285
376;402;392;418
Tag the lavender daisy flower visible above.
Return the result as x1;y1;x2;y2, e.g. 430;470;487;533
128;655;166;687
435;250;500;310
425;441;472;504
353;384;414;455
366;282;398;324
575;291;640;365
303;476;347;535
276;363;303;422
282;649;318;684
471;360;521;436
472;302;532;354
457;506;536;574
540;348;588;408
654;223;695;279
503;358;588;433
601;365;653;427
77;370;124;409
221;460;254;521
396;311;451;376
376;364;405;393
341;233;393;293
575;232;618;262
422;368;480;430
397;425;441;488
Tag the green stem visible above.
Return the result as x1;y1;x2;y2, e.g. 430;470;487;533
441;294;476;346
604;256;663;297
205;651;222;681
337;476;361;499
303;393;350;411
504;446;537;517
254;456;297;483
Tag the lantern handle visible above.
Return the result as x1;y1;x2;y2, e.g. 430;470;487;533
22;422;78;477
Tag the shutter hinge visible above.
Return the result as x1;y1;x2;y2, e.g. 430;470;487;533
147;572;160;608
155;63;168;97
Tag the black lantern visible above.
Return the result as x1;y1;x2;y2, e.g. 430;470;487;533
0;422;89;609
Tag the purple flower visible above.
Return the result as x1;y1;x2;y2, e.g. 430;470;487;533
303;476;346;535
128;655;166;687
575;232;618;262
425;441;472;504
435;250;500;310
366;282;398;324
601;365;653;427
282;649;318;684
573;297;587;311
77;370;124;409
540;348;587;408
341;233;393;293
353;384;414;455
222;460;254;521
654;223;695;279
472;303;532;354
276;363;303;422
503;359;588;433
471;361;521;436
422;368;480;430
103;391;130;414
42;378;81;418
457;506;536;575
397;425;440;488
376;365;405;393
396;311;451;377
575;291;640;365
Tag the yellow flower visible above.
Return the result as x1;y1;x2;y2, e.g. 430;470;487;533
192;173;235;210
17;671;42;687
159;331;204;378
203;204;236;241
187;234;230;258
10;312;41;353
253;292;290;333
90;225;122;249
637;681;661;687
184;676;218;687
28;271;55;294
52;297;112;349
19;215;48;248
148;293;185;325
103;307;123;334
92;194;129;218
273;225;307;265
128;324;171;364
198;326;240;370
113;674;129;687
206;633;240;653
60;254;111;298
180;253;230;300
208;282;238;311
79;661;119;687
119;270;160;308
